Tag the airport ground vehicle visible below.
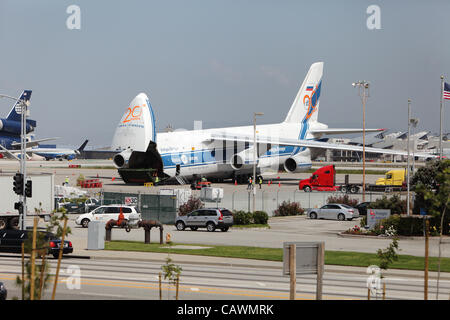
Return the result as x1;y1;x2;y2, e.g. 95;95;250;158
307;203;359;221
0;282;6;300
62;197;100;214
299;165;407;193
175;208;233;232
190;180;211;190
0;174;54;230
75;205;140;228
0;229;73;258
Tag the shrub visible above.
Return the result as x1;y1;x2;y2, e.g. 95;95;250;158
369;195;406;215
327;194;358;207
232;211;253;225
253;211;269;225
178;196;204;216
273;201;304;216
375;214;441;236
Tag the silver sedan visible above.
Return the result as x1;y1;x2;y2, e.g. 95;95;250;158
307;203;359;221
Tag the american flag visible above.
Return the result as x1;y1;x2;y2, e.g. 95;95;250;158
444;82;450;100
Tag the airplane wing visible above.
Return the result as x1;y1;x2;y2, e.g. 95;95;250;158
0;144;20;160
310;128;386;135
209;133;438;158
10;137;59;149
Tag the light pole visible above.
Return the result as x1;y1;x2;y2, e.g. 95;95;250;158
0;93;30;229
253;112;264;213
440;75;444;158
352;81;370;202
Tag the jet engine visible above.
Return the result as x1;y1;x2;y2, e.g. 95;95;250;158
230;149;257;171
283;149;312;173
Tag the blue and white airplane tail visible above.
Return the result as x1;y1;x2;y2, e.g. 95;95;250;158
6;90;32;122
283;62;323;133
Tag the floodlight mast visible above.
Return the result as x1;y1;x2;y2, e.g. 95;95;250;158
352;81;370;202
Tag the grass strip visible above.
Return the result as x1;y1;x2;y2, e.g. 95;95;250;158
105;241;450;273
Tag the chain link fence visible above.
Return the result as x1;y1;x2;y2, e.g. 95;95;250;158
101;191;177;224
220;190;407;216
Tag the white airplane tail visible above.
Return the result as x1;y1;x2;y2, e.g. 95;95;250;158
283;62;323;130
111;93;156;152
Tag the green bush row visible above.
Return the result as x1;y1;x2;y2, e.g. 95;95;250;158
376;214;442;236
232;211;269;225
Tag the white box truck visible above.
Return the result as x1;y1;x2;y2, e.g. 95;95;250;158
0;173;55;230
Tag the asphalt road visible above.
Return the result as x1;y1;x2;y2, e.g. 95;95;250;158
0;254;449;300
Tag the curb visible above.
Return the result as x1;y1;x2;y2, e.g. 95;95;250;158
338;232;450;241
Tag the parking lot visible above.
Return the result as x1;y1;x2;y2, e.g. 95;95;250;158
62;214;450;259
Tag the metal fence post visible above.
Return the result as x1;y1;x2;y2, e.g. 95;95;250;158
261;191;264;211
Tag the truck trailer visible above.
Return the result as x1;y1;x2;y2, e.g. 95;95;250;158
0;173;55;230
298;165;407;193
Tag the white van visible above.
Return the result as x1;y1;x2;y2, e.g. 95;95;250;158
75;205;140;228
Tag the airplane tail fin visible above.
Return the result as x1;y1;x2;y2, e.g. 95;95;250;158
78;139;89;152
283;62;323;128
6;90;32;121
111;93;156;152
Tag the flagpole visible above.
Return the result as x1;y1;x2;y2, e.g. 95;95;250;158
440;75;444;159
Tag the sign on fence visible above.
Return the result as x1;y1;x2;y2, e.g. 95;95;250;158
124;197;138;206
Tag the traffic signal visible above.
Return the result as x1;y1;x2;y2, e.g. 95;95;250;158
14;201;23;214
25;180;32;198
13;173;24;195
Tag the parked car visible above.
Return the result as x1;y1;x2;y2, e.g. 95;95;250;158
0;229;73;259
355;202;372;216
0;282;6;300
175;208;233;232
307;203;359;221
75;205;140;228
63;198;100;214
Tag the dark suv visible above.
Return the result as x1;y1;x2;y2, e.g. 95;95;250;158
0;229;73;258
175;208;234;232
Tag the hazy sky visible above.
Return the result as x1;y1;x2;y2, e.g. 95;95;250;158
0;0;449;148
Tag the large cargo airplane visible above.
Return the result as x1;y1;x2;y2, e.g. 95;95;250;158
111;62;435;184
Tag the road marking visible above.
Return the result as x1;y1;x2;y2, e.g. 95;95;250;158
256;282;266;287
190;287;199;291
0;273;353;300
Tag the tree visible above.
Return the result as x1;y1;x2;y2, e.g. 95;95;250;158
15;208;71;300
412;160;450;235
178;196;204;216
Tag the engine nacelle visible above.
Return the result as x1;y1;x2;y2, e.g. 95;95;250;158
230;149;257;171
283;150;312;173
113;149;133;168
0;119;34;135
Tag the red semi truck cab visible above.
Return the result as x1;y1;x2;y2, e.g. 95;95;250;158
299;165;340;192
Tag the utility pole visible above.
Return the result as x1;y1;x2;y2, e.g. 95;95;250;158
0;93;30;229
352;81;370;202
407;99;411;216
253;112;263;213
440;75;444;159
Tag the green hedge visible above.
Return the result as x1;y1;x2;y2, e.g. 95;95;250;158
377;214;441;236
232;211;269;225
